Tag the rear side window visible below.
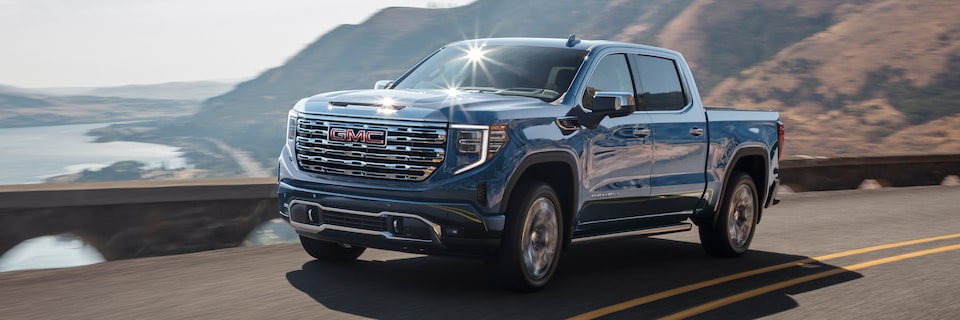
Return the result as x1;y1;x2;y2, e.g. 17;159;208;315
635;55;686;111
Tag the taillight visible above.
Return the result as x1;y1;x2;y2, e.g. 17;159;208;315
777;121;785;160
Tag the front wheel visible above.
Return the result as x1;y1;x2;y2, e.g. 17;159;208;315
495;181;563;292
299;236;366;262
699;172;759;257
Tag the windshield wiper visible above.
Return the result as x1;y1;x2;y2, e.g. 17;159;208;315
494;88;560;101
457;86;499;93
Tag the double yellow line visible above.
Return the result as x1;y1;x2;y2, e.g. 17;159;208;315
568;233;960;320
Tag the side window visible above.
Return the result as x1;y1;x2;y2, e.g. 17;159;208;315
635;55;687;111
581;54;634;109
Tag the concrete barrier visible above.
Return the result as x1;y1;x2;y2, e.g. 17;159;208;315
1;154;957;261
0;178;277;261
779;153;960;192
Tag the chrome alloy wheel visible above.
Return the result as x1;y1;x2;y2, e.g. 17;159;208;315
727;183;756;249
520;197;559;280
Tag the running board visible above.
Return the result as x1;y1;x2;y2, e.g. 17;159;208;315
571;223;693;244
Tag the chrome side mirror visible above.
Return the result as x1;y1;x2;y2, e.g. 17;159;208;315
592;91;636;117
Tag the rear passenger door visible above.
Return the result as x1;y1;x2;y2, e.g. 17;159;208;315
634;54;708;215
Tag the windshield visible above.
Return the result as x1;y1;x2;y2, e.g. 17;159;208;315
393;44;587;101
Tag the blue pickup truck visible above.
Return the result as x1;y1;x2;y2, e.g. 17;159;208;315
278;36;782;291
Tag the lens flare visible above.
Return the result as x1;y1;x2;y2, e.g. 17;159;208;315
444;87;462;97
466;46;486;63
379;97;396;108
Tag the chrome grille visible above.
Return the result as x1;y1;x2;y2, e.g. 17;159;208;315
295;115;447;181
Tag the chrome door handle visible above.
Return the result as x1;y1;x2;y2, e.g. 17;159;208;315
633;128;651;138
556;116;581;131
690;127;704;136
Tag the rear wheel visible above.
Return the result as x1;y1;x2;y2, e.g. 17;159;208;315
299;236;366;262
495;181;563;292
699;172;759;257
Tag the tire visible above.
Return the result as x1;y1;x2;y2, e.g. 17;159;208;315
495;181;563;292
299;236;366;262
699;171;759;257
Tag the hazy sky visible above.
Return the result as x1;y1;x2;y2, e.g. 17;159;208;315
0;0;474;88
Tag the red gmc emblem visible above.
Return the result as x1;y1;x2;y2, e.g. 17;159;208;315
329;127;387;145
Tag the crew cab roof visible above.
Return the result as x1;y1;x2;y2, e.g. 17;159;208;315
442;37;682;57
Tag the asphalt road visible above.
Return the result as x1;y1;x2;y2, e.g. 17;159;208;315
2;186;959;319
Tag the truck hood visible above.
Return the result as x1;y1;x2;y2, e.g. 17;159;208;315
297;89;553;124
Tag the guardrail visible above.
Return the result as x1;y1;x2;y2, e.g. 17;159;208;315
1;154;957;261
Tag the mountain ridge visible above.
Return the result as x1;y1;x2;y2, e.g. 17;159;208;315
105;0;960;175
0;80;238;101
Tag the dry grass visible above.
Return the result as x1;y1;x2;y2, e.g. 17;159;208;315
704;0;960;156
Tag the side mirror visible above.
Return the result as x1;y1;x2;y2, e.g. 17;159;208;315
592;92;636;117
374;80;393;90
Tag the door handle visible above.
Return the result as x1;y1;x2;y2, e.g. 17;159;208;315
689;127;704;136
633;128;651;138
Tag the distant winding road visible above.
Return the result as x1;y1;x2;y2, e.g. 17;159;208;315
207;138;270;177
2;186;959;319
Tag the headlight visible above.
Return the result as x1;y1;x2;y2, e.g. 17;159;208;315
285;110;300;162
451;124;508;174
287;110;299;141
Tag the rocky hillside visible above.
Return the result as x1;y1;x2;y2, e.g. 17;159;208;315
707;0;960;155
141;0;959;172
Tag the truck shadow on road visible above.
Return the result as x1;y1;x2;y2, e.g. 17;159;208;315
286;238;861;319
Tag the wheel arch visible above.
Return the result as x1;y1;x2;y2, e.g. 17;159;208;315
701;147;770;226
501;151;579;250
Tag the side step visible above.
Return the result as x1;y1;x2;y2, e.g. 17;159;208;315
571;223;693;244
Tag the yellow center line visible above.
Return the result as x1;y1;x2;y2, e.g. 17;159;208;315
567;233;960;320
660;243;960;320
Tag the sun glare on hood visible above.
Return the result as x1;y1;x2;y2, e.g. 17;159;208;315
377;97;399;115
444;87;462;97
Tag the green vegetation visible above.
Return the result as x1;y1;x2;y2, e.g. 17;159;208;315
887;56;960;124
859;55;960;124
698;5;833;93
71;161;148;182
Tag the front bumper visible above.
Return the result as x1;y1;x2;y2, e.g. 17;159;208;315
279;181;502;257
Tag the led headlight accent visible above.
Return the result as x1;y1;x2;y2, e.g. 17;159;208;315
451;124;508;175
487;124;508;157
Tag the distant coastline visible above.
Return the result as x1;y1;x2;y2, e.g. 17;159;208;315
0;122;191;185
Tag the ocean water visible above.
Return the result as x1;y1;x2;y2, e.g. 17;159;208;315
0;122;187;185
0;235;106;272
0;222;299;272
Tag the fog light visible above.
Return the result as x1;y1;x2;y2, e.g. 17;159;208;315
289;203;322;225
290;204;308;223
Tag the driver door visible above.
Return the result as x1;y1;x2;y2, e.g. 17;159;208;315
577;53;656;232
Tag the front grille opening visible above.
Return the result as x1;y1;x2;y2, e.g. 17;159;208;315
323;211;386;232
294;115;447;181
